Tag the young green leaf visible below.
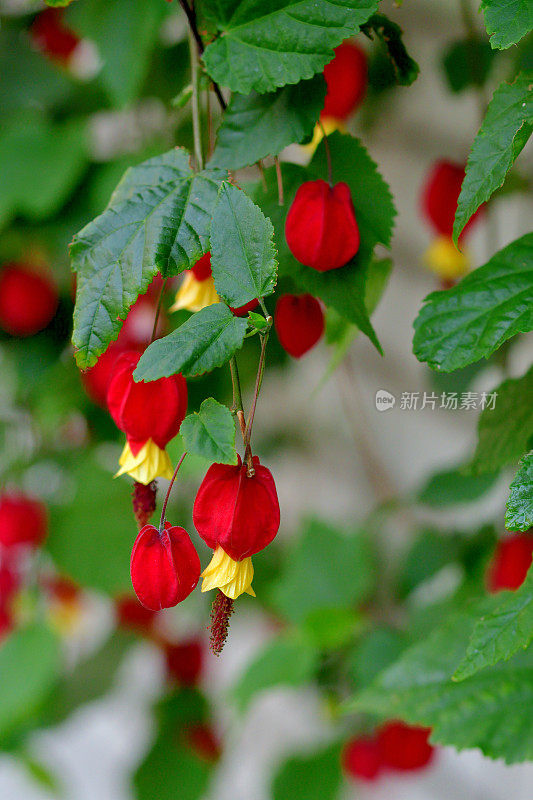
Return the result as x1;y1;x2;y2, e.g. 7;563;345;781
361;14;420;86
71;149;224;368
453;72;533;242
506;452;533;531
453;567;533;682
210;182;278;307
210;75;326;169
481;0;533;50
133;304;248;381
413;234;533;372
180;398;237;465
471;366;533;474
202;0;379;94
418;466;499;506
441;37;496;93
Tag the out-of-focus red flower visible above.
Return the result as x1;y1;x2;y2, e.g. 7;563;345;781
42;575;79;604
185;723;221;761
172;252;259;315
0;492;47;549
377;721;435;771
0;263;58;337
164;638;203;686
275;294;324;357
116;594;158;633
322;41;367;121
421;160;482;239
487;533;533;592
30;8;80;64
342;735;382;781
286;180;359;271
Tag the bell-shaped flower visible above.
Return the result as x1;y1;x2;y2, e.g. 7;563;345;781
275;294;324;358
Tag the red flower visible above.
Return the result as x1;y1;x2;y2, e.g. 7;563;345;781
0;263;58;337
275;294;324;357
164;638;203;685
285;180;360;271
191;253;213;282
130;522;201;611
0;491;47;549
342;735;382;781
185;723;221;761
322;41;367;121
116;594;158;633
81;342;123;407
377;721;434;771
193;455;280;562
173;252;258;315
487;533;533;592
421;160;482;238
30;8;80;63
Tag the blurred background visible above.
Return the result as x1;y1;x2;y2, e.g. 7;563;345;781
0;0;532;798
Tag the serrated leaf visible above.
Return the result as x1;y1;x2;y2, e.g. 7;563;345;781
453;72;533;242
348;601;533;763
210;182;278;307
272;743;343;800
471;366;533;474
202;0;378;94
441;36;496;93
134;304;248;381
418;466;498;507
71;149;224;368
413;234;533;372
210;75;326;169
180;398;237;465
481;0;533;50
232;634;319;712
506;452;533;531
361;14;419;86
454;568;533;682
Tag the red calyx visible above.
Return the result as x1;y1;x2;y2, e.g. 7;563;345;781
342;735;382;781
0;491;47;549
322;41;368;121
191;252;258;315
193;455;280;561
421;159;482;238
115;594;158;633
164;638;203;686
30;8;80;63
377;721;434;771
0;263;58;337
285;180;360;271
130;522;201;611
107;350;187;454
275;294;324;358
487;533;533;592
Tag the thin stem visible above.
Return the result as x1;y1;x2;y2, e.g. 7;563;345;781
274;156;284;205
319;121;333;185
244;331;269;468
178;0;227;111
230;355;246;442
159;452;187;532
188;27;203;170
150;277;168;344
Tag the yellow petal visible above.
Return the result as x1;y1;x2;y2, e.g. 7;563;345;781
423;236;471;280
201;546;255;600
115;439;173;484
300;118;345;155
170;273;220;313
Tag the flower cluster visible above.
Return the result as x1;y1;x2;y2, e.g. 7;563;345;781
343;722;435;782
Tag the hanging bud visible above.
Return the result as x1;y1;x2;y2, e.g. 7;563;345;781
0;263;58;338
130;522;201;611
487;533;533;592
322;41;368;122
275;294;324;358
376;721;434;771
286;180;360;271
164;638;203;686
421;159;481;239
0;491;47;549
342;735;382;781
171;253;258;315
115;594;158;634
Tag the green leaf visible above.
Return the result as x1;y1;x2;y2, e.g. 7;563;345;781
247;311;270;332
418;466;499;506
272;743;343;800
348;601;533;763
233;634;319;711
45;0;74;5
202;0;379;94
453;72;533;242
413;234;533;372
361;14;420;86
0;114;88;229
303;607;365;650
0;624;61;743
210;75;327;169
134;304;248;381
441;37;496;93
71;149;224;368
348;627;407;689
210;182;278;307
271;518;375;624
180;398;237;465
471;366;533;474
481;0;533;50
398;529;462;598
135;724;211;800
454;568;533;682
506;451;533;531
67;0;167;106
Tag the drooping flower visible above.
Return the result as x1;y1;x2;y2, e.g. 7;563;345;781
286;180;360;271
0;491;47;549
376;721;435;771
322;41;368;122
0;263;58;337
171;253;258;315
342;735;382;781
193;455;280;599
115;594;158;634
487;533;533;592
30;8;80;64
275;294;324;357
164;638;203;685
130;522;201;611
107;351;187;485
423;236;470;282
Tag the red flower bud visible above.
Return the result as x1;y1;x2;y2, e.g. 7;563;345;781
185;723;221;762
164;638;203;686
107;351;187;454
322;41;367;121
0;263;58;337
30;9;80;63
0;491;47;549
193;455;280;561
342;735;382;781
377;721;434;771
230;298;259;317
115;594;158;633
487;533;533;592
285;180;360;271
275;294;324;357
421;160;482;238
130;522;201;611
81;342;123;407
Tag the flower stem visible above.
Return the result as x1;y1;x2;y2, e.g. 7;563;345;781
188;26;204;171
150;277;168;344
244;330;270;473
159;452;187;533
274;156;284;205
319;121;333;185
